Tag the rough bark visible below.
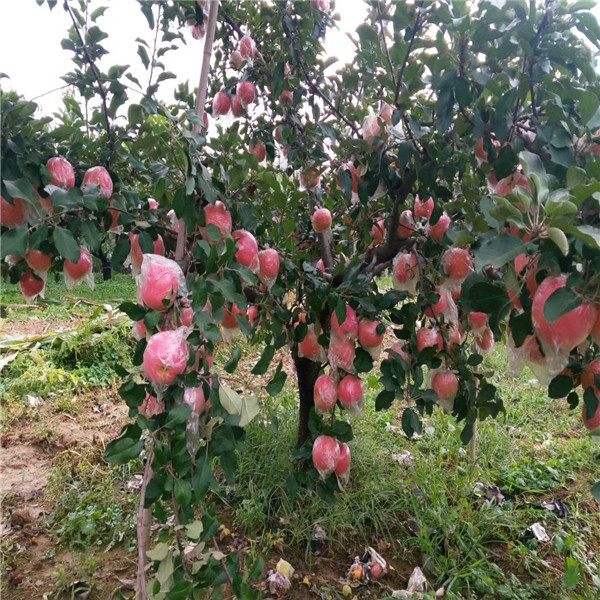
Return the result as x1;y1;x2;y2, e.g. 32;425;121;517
292;349;322;448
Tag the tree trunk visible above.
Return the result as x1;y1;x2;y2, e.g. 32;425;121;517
292;348;321;448
97;247;112;280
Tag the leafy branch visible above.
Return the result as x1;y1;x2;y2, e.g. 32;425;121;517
394;3;423;106
63;0;115;164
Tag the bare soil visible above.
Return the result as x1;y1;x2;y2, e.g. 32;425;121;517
1;388;134;599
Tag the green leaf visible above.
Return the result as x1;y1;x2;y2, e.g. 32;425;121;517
591;480;600;502
473;234;526;271
185;520;204;540
120;301;146;321
271;62;285;97
164;404;191;429
80;220;101;252
319;122;337;142
401;407;422;438
583;386;599;424
90;6;107;21
353;347;373;373
128;103;145;127
0;228;28;259
265;364;287;396
174;479;192;506
252;345;275;375
192;458;216;499
543;287;581;324
111;236;130;270
579;90;600;124
137;44;150;69
519;151;548;203
224;347;242;373
218;383;260;427
119;380;146;407
105;424;144;464
144;310;162;328
239;395;260;428
329;420;354;442
28;225;49;250
146;542;170;562
375;390;396;411
219;383;243;415
546;227;570;256
53;227;81;262
569;225;600;249
460;274;510;315
548;375;573;399
3;178;36;204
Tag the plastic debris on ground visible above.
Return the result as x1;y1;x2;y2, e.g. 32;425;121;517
392;451;414;466
520;522;551;543
347;546;387;582
266;559;294;596
390;566;443;598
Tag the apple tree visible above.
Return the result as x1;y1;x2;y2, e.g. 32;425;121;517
2;0;600;596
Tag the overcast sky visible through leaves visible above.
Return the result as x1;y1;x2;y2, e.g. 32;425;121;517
0;0;368;116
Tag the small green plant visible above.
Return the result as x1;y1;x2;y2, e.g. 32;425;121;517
47;454;138;550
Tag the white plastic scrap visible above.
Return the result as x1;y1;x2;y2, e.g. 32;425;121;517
392;566;429;598
530;522;550;542
392;451;414;466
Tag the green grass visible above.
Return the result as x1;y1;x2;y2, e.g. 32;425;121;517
0;319;135;403
1;272;137;322
47;451;139;551
1;275;599;598
225;348;600;599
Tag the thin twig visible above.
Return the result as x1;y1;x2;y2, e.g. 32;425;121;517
175;0;220;262
394;5;422;106
171;490;191;578
402;114;422;154
317;230;334;272
299;63;360;136
147;4;163;89
376;2;395;83
63;0;114;162
30;84;73;101
213;537;234;585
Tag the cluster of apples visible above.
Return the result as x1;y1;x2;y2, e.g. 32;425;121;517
307;210;394;480
373;195;451;261
2;158;119;301
213;81;256;119
133;253;210;419
200;200;279;339
213;34;258;119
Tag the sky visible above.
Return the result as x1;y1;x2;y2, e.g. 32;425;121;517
0;0;367;116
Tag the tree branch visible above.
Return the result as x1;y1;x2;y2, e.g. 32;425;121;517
317;230;334;272
147;3;163;89
376;2;395;83
136;442;155;600
394;6;422;106
299;63;360;137
63;0;114;163
175;0;220;263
